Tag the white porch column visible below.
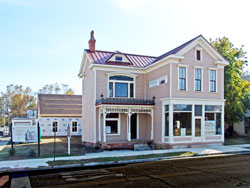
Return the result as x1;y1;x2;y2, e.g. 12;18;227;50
103;109;107;143
127;109;132;141
98;110;101;142
169;104;173;143
150;109;154;140
202;105;205;142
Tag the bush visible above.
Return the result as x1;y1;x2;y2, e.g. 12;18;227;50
28;149;36;157
8;148;16;156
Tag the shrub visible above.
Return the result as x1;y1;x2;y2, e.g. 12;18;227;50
28;149;36;157
8;148;16;156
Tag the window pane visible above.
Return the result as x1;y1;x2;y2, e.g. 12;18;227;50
165;113;169;136
52;122;58;132
196;50;201;60
179;67;186;78
72;121;77;132
106;113;119;118
110;75;133;81
195;119;201;136
173;112;192;136
165;105;169;112
195;105;202;116
195;69;201;79
173;104;192;111
115;83;128;97
216;113;221;135
205;105;222;112
106;120;118;134
109;82;113;97
115;56;122;61
130;83;134;98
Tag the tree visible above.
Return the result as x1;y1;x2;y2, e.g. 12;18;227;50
39;83;75;95
0;85;36;124
210;37;250;134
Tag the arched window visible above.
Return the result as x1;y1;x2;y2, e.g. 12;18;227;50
108;75;135;98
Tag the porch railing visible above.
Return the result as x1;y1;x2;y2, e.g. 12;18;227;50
96;97;155;105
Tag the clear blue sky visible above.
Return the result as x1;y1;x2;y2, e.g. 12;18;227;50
1;0;249;94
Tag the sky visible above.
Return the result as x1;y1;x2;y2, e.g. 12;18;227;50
0;0;250;95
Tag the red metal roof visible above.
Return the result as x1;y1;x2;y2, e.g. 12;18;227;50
85;35;202;68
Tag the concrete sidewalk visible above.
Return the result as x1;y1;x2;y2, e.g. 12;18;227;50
0;144;250;170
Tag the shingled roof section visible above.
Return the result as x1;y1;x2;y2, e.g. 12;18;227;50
85;35;202;68
38;94;82;117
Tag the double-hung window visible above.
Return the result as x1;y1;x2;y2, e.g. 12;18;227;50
72;121;78;133
195;69;201;91
179;67;186;90
52;121;58;132
210;70;216;92
109;75;135;98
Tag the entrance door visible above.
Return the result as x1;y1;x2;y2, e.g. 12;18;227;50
193;118;202;142
131;113;137;139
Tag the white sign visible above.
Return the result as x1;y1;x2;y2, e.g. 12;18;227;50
181;128;186;136
12;120;38;142
106;126;111;134
205;120;216;136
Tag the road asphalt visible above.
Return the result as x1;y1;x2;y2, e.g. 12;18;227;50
12;153;250;188
0;144;250;170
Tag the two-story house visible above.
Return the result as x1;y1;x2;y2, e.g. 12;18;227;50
78;31;228;149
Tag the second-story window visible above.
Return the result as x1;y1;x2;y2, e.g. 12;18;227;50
210;70;216;92
195;69;201;91
109;75;135;98
179;67;186;90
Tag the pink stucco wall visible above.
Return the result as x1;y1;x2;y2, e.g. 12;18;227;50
82;59;95;143
172;44;224;100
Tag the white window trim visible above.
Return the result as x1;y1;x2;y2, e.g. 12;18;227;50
178;65;188;91
208;68;218;93
71;121;78;133
193;68;203;92
51;121;59;133
106;113;120;136
107;75;136;98
195;47;203;62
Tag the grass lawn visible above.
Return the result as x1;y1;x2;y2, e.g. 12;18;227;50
0;136;84;161
47;152;196;167
224;136;250;145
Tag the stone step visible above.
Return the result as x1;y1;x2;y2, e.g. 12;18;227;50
134;144;151;151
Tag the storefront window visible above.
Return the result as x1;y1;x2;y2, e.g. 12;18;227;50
205;109;222;135
165;105;169;136
173;104;192;111
173;112;192;136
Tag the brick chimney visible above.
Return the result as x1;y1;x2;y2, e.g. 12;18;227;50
88;30;96;52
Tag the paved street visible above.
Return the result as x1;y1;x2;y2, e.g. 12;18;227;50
0;136;10;152
18;154;250;188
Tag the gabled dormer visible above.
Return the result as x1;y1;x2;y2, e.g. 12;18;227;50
106;51;132;64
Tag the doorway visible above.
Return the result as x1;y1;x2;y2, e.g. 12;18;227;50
131;113;137;139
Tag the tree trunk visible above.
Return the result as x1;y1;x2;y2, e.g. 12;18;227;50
228;122;234;137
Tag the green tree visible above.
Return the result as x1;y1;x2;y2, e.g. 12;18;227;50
0;85;36;123
210;37;250;134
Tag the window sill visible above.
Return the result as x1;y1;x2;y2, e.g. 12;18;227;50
208;91;218;94
106;133;120;136
193;90;203;93
178;90;188;92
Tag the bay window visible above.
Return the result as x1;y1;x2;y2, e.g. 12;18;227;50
108;75;135;98
164;105;169;136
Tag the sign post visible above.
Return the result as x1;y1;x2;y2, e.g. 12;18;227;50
67;124;71;155
54;131;56;162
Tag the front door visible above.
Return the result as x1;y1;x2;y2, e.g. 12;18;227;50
131;113;137;139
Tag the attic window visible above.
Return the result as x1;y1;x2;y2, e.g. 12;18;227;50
196;50;201;61
115;56;123;62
